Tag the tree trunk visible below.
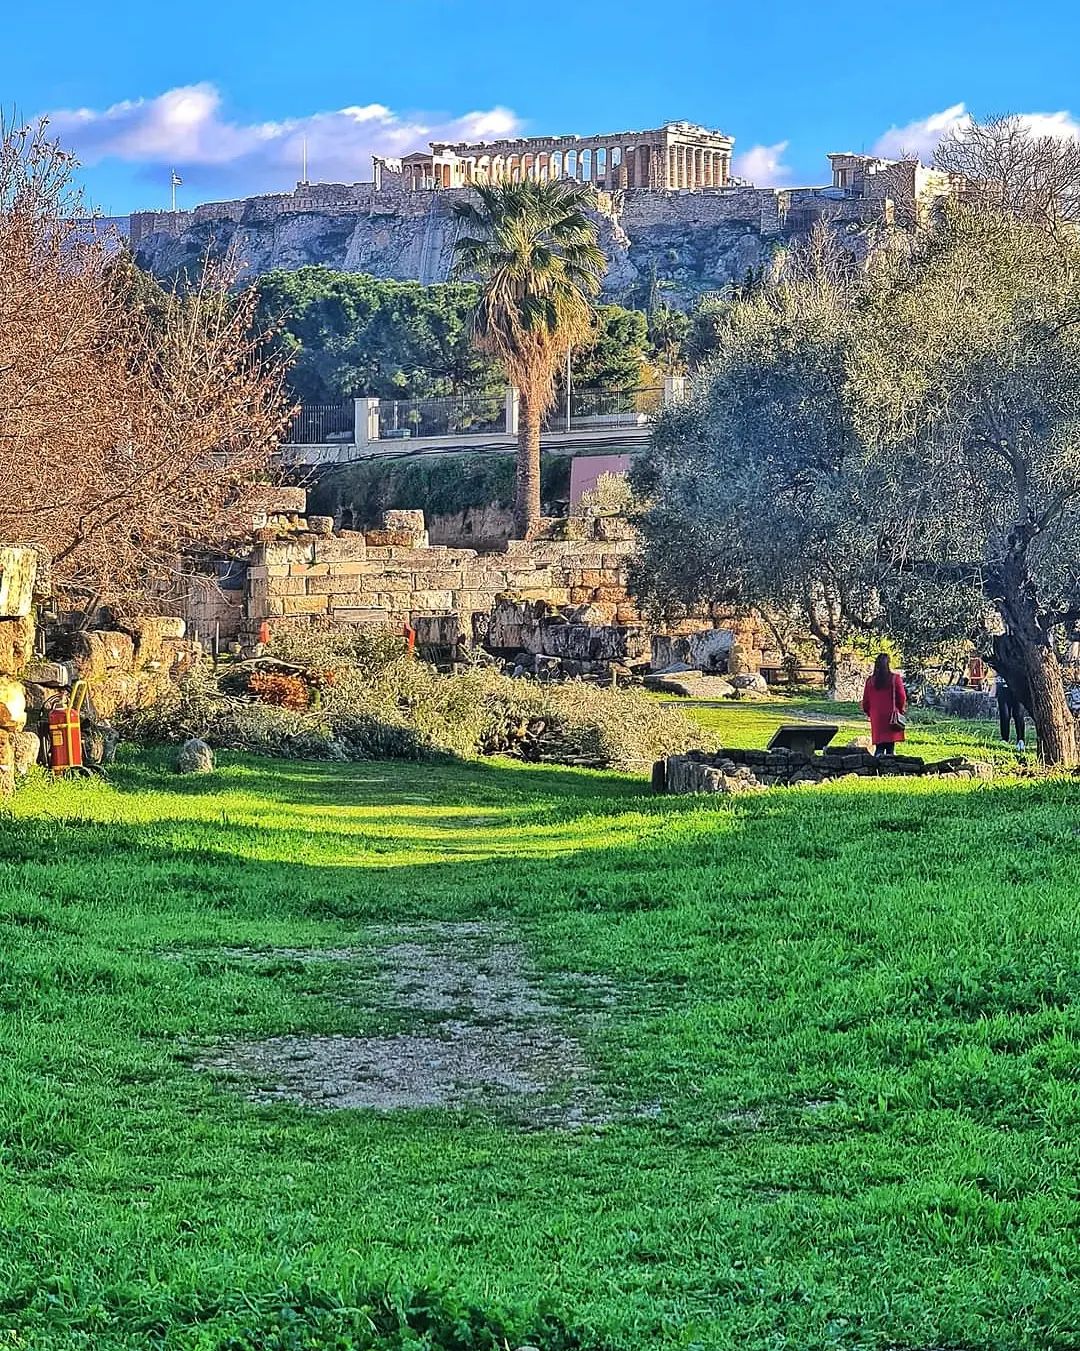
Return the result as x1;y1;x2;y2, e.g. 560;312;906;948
993;547;1078;767
513;393;542;539
994;631;1076;766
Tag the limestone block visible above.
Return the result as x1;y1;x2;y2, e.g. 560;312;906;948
119;616;187;671
452;590;501;615
26;545;52;601
365;528;419;549
0;547;38;619
161;640;202;678
407;589;459;610
308;515;334;536
95;630;138;668
415;571;465;590
0;730;14;798
242;484;308;519
13;730;39;776
0;677;27;732
307;574;357;595
282;595;329;615
256;541;302;566
327;561;381;576
24;660;70;688
328;607;389;625
289;563;330;577
0;615;36;677
383;509;426;534
314;537;368;563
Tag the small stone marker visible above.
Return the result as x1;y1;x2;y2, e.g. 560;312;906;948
767;724;839;756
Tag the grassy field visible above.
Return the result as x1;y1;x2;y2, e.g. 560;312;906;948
2;727;1078;1349
669;693;1029;768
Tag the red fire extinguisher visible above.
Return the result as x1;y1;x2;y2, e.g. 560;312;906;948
48;681;87;776
403;622;416;655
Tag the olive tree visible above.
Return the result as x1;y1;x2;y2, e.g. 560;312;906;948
851;207;1080;764
635;205;1080;765
632;231;881;688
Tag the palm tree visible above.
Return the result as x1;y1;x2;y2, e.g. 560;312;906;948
452;180;606;538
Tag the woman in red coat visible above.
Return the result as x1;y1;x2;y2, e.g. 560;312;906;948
862;653;908;756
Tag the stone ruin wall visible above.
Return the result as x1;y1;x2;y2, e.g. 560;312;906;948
0;546;46;792
191;493;775;681
241;523;642;647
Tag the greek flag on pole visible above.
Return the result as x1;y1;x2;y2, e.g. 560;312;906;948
171;170;183;186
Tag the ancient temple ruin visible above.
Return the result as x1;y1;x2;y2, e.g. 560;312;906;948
393;120;735;191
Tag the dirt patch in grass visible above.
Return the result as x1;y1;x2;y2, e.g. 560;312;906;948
198;1022;591;1112
192;924;625;1125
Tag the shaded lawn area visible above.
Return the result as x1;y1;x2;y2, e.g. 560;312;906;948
1;750;1078;1348
672;692;1027;767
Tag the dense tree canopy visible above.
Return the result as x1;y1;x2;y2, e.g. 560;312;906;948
632;233;877;686
635;205;1080;764
256;267;652;407
254;268;501;404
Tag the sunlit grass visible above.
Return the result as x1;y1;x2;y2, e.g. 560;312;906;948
672;692;1027;767
1;748;1077;1349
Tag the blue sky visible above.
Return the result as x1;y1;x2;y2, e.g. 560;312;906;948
9;0;1080;213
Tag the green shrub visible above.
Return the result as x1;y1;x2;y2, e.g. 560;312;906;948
119;625;699;772
309;453;574;527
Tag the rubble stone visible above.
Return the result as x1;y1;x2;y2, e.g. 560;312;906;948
177;738;215;774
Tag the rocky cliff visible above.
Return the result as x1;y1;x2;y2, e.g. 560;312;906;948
131;184;874;307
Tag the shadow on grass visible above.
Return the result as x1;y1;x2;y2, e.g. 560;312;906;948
3;749;1067;935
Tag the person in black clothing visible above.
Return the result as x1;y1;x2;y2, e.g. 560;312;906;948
995;673;1026;752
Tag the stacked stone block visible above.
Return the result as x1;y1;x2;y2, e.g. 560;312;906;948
655;746;993;794
241;513;640;644
0;546;49;795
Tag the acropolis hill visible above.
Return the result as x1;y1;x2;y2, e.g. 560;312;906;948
129;121;960;305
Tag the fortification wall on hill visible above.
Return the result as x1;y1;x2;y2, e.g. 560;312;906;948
131;182;889;304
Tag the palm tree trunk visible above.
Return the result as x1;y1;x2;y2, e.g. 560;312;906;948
514;392;542;538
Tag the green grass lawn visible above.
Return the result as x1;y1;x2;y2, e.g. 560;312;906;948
2;748;1078;1349
671;692;1029;768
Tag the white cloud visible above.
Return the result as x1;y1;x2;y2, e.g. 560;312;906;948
872;102;1080;162
872;103;970;160
45;83;522;195
732;140;792;187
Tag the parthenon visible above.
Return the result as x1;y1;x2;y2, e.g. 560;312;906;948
394;121;736;192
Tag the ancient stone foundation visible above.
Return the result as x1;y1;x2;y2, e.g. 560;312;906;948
655;747;993;794
233;508;640;648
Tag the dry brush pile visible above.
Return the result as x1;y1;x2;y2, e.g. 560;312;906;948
119;622;699;772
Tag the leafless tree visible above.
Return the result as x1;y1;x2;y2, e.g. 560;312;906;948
0;119;289;610
934;113;1080;236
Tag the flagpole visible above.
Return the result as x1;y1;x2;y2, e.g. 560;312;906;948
171;170;176;213
302;137;308;185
